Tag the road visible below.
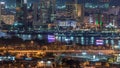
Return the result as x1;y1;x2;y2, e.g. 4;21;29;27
6;49;115;54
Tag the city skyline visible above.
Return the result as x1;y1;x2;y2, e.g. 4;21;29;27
0;0;120;29
0;0;119;46
0;0;120;68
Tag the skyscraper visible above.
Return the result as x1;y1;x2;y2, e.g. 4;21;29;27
65;0;84;25
55;0;84;29
40;0;56;24
15;0;28;30
32;2;39;27
0;2;5;27
16;0;24;22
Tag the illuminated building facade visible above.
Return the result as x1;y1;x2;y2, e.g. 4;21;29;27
78;0;110;8
1;15;15;25
15;0;27;24
56;0;84;29
0;2;5;27
32;2;39;27
110;0;120;6
40;0;56;24
66;2;84;23
83;0;110;9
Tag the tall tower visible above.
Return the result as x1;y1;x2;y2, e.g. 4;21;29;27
0;2;5;27
74;0;84;23
32;2;39;27
40;0;56;24
50;0;56;23
66;0;84;24
16;0;28;30
16;0;23;22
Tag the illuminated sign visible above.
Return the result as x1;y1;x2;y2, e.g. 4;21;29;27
96;40;104;45
48;35;55;43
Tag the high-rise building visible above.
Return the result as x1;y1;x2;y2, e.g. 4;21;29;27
65;2;84;19
32;2;42;29
66;1;84;25
110;0;120;6
40;0;56;24
32;2;39;27
1;15;15;25
0;2;5;27
56;0;84;29
15;0;28;30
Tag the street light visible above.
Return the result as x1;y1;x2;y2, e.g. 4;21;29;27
0;2;5;4
37;60;53;68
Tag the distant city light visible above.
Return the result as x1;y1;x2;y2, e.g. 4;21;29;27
40;61;44;63
47;61;51;64
0;2;5;4
24;0;27;4
57;5;66;9
93;55;96;59
99;52;104;55
114;46;119;49
112;6;115;8
65;38;69;42
82;52;87;55
96;40;104;45
48;35;55;43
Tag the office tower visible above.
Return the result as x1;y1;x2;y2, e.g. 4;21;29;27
50;0;56;23
40;0;56;24
55;0;84;29
56;0;65;6
0;2;5;27
65;0;84;25
16;0;28;30
22;0;27;24
66;2;74;19
16;0;24;21
110;0;120;6
32;2;39;27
